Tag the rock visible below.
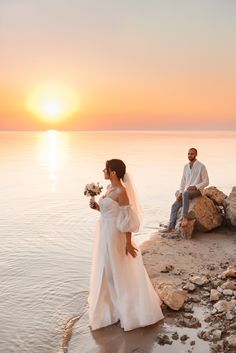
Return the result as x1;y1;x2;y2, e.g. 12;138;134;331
180;334;189;342
203;186;227;206
220;262;229;269
212;280;222;288
171;332;179;340
225;312;234;320
217;286;223;293
225;335;236;348
207;264;216;271
222;267;236;278
183;282;196;292
204;314;213;322
229;322;236;329
212;330;222;341
213;299;236;312
183;302;194;312
190;340;195;346
156;283;187;310
178;315;201;328
203;286;211;292
210;289;221;301
180;219;195;239
221;281;236;290
189;294;201;303
222;289;233;296
210;342;224;352
198;330;211;341
190;275;209;286
178;195;223;239
225;186;236;226
160;265;174;273
156;334;172;345
201;290;210;298
173;268;184;276
183;312;193;318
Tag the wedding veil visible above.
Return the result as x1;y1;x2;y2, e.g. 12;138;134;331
122;173;143;226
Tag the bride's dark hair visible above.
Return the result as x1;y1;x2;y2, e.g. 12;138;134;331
106;159;126;180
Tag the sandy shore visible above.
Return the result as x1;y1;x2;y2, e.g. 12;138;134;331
142;228;236;288
65;227;236;353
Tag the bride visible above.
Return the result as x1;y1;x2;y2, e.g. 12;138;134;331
88;159;164;331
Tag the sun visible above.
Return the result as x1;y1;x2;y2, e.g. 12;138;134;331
27;83;79;122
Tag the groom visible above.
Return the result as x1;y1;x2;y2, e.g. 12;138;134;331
163;148;209;231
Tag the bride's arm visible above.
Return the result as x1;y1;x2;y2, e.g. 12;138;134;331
125;232;138;258
118;188;138;258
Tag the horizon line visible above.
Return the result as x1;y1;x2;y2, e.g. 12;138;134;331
1;128;236;133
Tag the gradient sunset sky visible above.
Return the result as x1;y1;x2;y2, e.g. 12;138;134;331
1;0;236;130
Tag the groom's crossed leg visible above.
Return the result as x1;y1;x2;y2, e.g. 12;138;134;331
169;189;201;230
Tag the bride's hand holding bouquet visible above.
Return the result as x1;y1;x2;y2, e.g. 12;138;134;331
84;182;103;210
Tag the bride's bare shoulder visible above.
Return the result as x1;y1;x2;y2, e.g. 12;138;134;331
117;186;129;205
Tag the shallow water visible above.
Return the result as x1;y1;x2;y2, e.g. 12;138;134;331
1;130;236;353
67;305;211;353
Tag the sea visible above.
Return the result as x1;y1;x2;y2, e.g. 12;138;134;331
1;130;236;353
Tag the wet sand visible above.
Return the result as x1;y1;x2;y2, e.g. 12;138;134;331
65;228;236;353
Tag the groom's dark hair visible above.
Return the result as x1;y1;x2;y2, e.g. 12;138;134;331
106;159;126;180
189;147;197;154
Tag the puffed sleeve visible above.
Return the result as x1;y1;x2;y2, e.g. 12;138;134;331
116;205;140;233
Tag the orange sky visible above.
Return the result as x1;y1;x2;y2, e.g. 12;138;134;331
0;1;236;130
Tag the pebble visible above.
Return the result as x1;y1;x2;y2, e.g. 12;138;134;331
201;290;210;298
225;335;236;348
183;303;194;312
207;264;216;271
180;334;189;342
223;289;233;296
160;265;174;273
225;312;234;320
183;283;196;292
156;334;173;345
214;299;236;312
190;275;209;286
223;268;236;278
171;332;179;340
210;289;221;301
189;295;201;303
212;330;222;341
221;281;236;290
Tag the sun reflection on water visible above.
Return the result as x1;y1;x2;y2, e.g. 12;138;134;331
37;130;68;191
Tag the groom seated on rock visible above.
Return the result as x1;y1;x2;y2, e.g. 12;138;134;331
163;148;209;232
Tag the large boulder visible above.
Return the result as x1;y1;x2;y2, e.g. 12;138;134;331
225;186;236;226
203;186;227;206
177;195;223;239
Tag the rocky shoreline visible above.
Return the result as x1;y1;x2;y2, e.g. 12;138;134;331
172;186;236;239
158;265;236;352
141;228;236;352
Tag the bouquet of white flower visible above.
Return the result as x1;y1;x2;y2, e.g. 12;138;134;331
84;182;103;204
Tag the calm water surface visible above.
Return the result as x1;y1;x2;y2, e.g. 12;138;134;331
1;131;236;353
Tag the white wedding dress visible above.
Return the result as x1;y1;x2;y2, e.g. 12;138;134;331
88;196;164;331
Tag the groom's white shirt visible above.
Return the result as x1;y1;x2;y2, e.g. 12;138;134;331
179;160;209;194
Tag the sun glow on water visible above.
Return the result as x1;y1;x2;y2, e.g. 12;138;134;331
37;130;68;191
